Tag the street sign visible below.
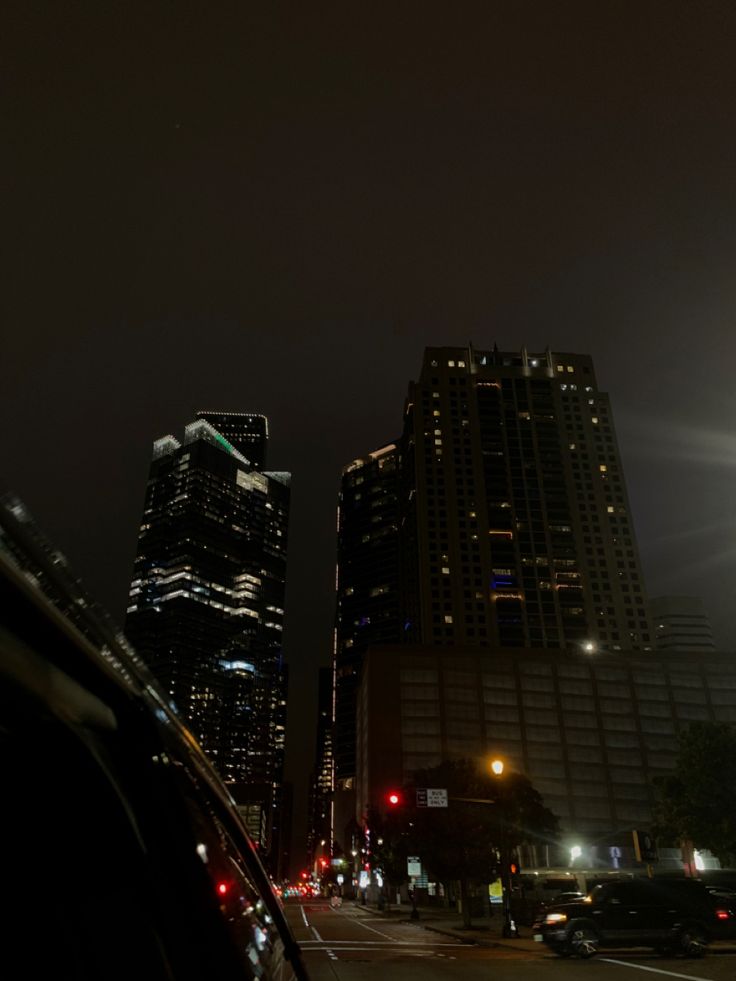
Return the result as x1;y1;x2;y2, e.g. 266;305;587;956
407;856;422;876
416;788;428;807
427;788;448;808
632;830;658;864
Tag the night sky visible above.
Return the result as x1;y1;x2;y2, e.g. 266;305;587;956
5;3;736;871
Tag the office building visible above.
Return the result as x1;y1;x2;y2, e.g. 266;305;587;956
651;596;716;652
307;667;335;872
195;410;268;468
356;644;736;863
126;414;290;870
334;346;654;845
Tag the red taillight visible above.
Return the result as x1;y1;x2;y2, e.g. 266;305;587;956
716;910;730;920
217;881;229;896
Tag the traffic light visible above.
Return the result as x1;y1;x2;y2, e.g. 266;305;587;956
632;830;658;864
386;790;402;806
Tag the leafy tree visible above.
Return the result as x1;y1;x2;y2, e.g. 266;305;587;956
654;721;736;866
373;758;558;927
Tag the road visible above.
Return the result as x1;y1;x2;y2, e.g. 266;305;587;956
285;898;736;981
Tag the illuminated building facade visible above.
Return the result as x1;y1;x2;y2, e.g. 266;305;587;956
125;414;290;870
307;666;335;872
334;346;653;842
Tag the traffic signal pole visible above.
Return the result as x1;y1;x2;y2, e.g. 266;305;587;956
449;794;519;938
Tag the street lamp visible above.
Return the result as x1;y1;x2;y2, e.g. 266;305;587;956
490;758;519;939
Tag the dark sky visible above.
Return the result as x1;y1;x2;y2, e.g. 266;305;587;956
5;2;736;871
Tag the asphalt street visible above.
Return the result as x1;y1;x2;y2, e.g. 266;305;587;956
284;899;736;981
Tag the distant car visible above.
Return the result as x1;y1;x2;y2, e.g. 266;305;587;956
0;497;309;981
533;879;715;958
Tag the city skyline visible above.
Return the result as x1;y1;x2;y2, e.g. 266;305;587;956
6;2;736;878
6;343;734;875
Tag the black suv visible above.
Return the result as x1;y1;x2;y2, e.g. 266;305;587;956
0;497;309;981
533;879;719;958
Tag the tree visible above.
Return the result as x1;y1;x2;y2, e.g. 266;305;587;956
654;721;736;866
366;804;411;908
404;758;558;927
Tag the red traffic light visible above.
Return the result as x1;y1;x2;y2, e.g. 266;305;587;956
387;790;401;806
216;881;230;896
509;862;518;875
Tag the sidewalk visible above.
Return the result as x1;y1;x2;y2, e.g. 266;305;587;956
355;901;541;951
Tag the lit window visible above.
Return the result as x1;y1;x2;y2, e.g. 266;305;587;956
444;615;453;624
557;365;564;372
448;360;455;367
607;506;615;513
599;465;607;473
592;417;599;424
442;566;450;574
567;365;574;373
433;410;440;417
458;360;466;368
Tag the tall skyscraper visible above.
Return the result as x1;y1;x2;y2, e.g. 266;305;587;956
306;666;335;872
195;410;269;468
334;346;653;831
126;414;290;870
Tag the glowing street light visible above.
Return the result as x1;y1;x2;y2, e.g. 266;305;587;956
488;757;517;938
582;641;596;653
570;844;582;862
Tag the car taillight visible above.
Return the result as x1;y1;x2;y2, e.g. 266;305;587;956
716;910;731;920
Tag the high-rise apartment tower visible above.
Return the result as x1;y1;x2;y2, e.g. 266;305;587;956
335;346;653;800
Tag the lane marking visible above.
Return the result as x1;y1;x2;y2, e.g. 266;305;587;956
329;908;398;941
599;958;716;981
300;940;469;947
299;941;452;957
299;906;309;929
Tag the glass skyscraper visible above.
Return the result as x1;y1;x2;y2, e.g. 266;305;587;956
126;414;290;872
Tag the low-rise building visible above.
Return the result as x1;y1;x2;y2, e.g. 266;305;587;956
356;644;736;865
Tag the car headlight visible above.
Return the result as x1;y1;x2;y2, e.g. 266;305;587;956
545;912;568;924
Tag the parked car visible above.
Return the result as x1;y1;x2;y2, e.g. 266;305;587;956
535;891;586;911
0;496;309;981
533;879;718;958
